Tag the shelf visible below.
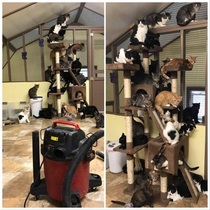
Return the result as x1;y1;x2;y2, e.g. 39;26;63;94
54;67;69;71
164;65;192;72
120;105;147;111
113;143;148;155
127;44;163;53
49;93;64;96
106;63;139;71
47;42;68;50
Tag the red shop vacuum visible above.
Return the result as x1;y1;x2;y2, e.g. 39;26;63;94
25;121;104;207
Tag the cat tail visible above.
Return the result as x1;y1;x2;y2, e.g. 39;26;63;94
183;161;199;171
111;200;126;206
155;104;164;118
161;66;170;80
33;115;40;119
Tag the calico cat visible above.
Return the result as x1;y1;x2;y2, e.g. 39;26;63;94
130;19;148;46
132;117;144;136
149;59;159;74
163;121;180;145
33;104;54;119
183;103;200;124
155;91;183;118
146;12;171;28
71;58;82;75
132;93;153;108
144;31;160;49
78;105;99;119
176;3;201;26
119;133;148;149
62;103;78;118
28;84;39;98
192;174;208;196
131;72;160;88
18;106;30;124
115;48;135;64
69;43;85;55
95;113;104;128
161;56;197;80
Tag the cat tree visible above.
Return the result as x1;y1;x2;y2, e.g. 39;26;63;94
107;43;199;205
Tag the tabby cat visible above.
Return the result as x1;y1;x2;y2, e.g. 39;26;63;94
95;113;104;128
155;91;183;118
161;56;197;80
176;3;201;26
132;93;153;108
28;84;39;98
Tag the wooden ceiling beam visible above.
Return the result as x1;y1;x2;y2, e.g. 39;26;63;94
74;3;86;23
2;35;16;52
3;3;36;18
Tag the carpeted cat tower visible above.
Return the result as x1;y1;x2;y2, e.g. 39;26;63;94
106;39;199;206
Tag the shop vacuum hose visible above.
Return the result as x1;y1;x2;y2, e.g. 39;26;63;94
62;130;104;207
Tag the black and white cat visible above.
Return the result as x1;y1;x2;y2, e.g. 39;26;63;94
151;154;168;170
146;12;172;28
179;123;196;136
163;121;180;145
18;106;30;124
78;105;99;119
115;48;135;64
176;3;201;26
130;19;148;46
192;174;208;196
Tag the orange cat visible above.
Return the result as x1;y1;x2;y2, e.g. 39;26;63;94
155;91;182;118
161;56;197;79
62;102;78;117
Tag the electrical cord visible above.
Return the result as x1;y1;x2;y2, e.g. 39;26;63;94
23;151;48;208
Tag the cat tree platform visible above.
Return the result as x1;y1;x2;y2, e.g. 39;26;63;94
127;45;163;53
47;42;68;50
106;63;139;71
163;65;193;72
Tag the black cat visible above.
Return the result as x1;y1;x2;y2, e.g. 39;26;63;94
176;3;201;26
47;82;68;97
78;105;99;119
33;104;54;119
45;66;55;83
149;59;158;74
119;133;148;149
144;31;160;49
71;58;82;75
183;103;200;124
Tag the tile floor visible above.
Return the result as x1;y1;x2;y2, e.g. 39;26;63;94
106;170;208;208
2;116;104;208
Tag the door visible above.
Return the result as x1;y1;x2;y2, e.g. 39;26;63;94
89;30;104;112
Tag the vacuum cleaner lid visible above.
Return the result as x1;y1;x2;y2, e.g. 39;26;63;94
42;121;86;161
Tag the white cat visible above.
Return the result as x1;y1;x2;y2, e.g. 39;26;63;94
18;106;30;124
167;189;183;202
115;48;134;64
163;121;179;145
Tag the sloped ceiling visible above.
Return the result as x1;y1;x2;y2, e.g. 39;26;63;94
2;2;104;40
106;2;168;46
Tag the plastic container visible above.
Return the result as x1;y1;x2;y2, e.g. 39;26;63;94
30;97;42;117
107;140;127;173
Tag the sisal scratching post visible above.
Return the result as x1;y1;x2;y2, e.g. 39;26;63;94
171;71;178;120
55;50;61;117
160;172;168;202
142;51;149;74
124;70;134;191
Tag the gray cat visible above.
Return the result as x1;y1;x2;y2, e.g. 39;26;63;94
132;93;153;108
28;84;39;98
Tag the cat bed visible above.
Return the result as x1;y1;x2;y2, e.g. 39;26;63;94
67;86;86;101
147;135;189;175
106;63;139;71
47;42;67;50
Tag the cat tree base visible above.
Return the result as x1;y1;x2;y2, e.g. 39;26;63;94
151;185;169;207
